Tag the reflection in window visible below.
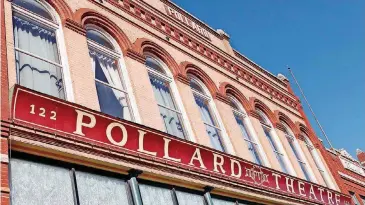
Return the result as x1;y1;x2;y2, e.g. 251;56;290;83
87;28;133;120
281;121;311;181
350;192;360;205
190;78;225;152
146;57;186;138
230;97;262;165
12;0;65;99
257;109;288;173
303;133;330;187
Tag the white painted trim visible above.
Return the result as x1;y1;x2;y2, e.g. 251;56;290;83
227;95;271;167
256;109;296;176
85;25;141;123
188;75;235;155
145;56;196;142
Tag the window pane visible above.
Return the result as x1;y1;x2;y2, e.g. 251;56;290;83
212;197;236;205
13;0;53;21
350;192;360;205
15;51;65;99
150;76;177;110
194;95;216;126
235;115;262;165
76;170;130;205
95;81;131;120
158;106;185;138
360;195;365;204
10;158;74;205
13;16;60;63
206;125;225;152
288;141;310;181
190;80;205;93
175;190;205;205
86;29;115;50
146;57;165;74
139;183;174;205
263;127;288;173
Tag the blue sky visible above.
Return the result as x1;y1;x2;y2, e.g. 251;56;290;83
173;0;365;157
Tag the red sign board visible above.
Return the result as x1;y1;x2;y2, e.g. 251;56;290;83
11;86;351;205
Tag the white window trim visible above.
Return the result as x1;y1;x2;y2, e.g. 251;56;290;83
12;1;75;102
256;109;296;176
86;25;141;123
189;76;235;155
229;96;271;167
305;135;337;189
281;122;317;182
145;56;195;142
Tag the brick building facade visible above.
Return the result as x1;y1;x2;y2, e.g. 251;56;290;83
0;0;356;204
324;149;365;205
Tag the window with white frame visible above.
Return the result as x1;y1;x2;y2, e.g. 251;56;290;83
12;0;66;99
86;27;133;121
189;77;225;152
256;109;288;173
281;121;312;181
302;132;331;187
229;96;262;165
350;192;360;205
145;57;186;139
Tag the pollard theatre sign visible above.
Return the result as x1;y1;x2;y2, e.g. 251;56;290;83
165;4;211;40
11;86;351;205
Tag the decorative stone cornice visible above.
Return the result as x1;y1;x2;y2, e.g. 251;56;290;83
124;48;146;64
175;73;190;85
314;143;321;149
64;18;86;36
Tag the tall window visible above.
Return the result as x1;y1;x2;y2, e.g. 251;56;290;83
229;96;262;165
12;0;66;99
190;77;225;152
350;192;360;205
256;109;288;173
302;132;332;187
281;121;312;181
146;57;186;139
87;27;133;121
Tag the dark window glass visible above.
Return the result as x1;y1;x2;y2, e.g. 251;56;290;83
13;0;53;21
86;29;115;50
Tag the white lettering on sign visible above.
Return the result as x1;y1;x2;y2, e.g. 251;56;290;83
340;157;365;176
165;5;210;40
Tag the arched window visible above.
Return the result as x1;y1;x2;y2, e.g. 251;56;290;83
229;96;263;165
12;0;70;99
256;109;289;173
302;132;334;188
145;56;189;139
87;27;133;121
281;121;313;181
190;76;225;152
